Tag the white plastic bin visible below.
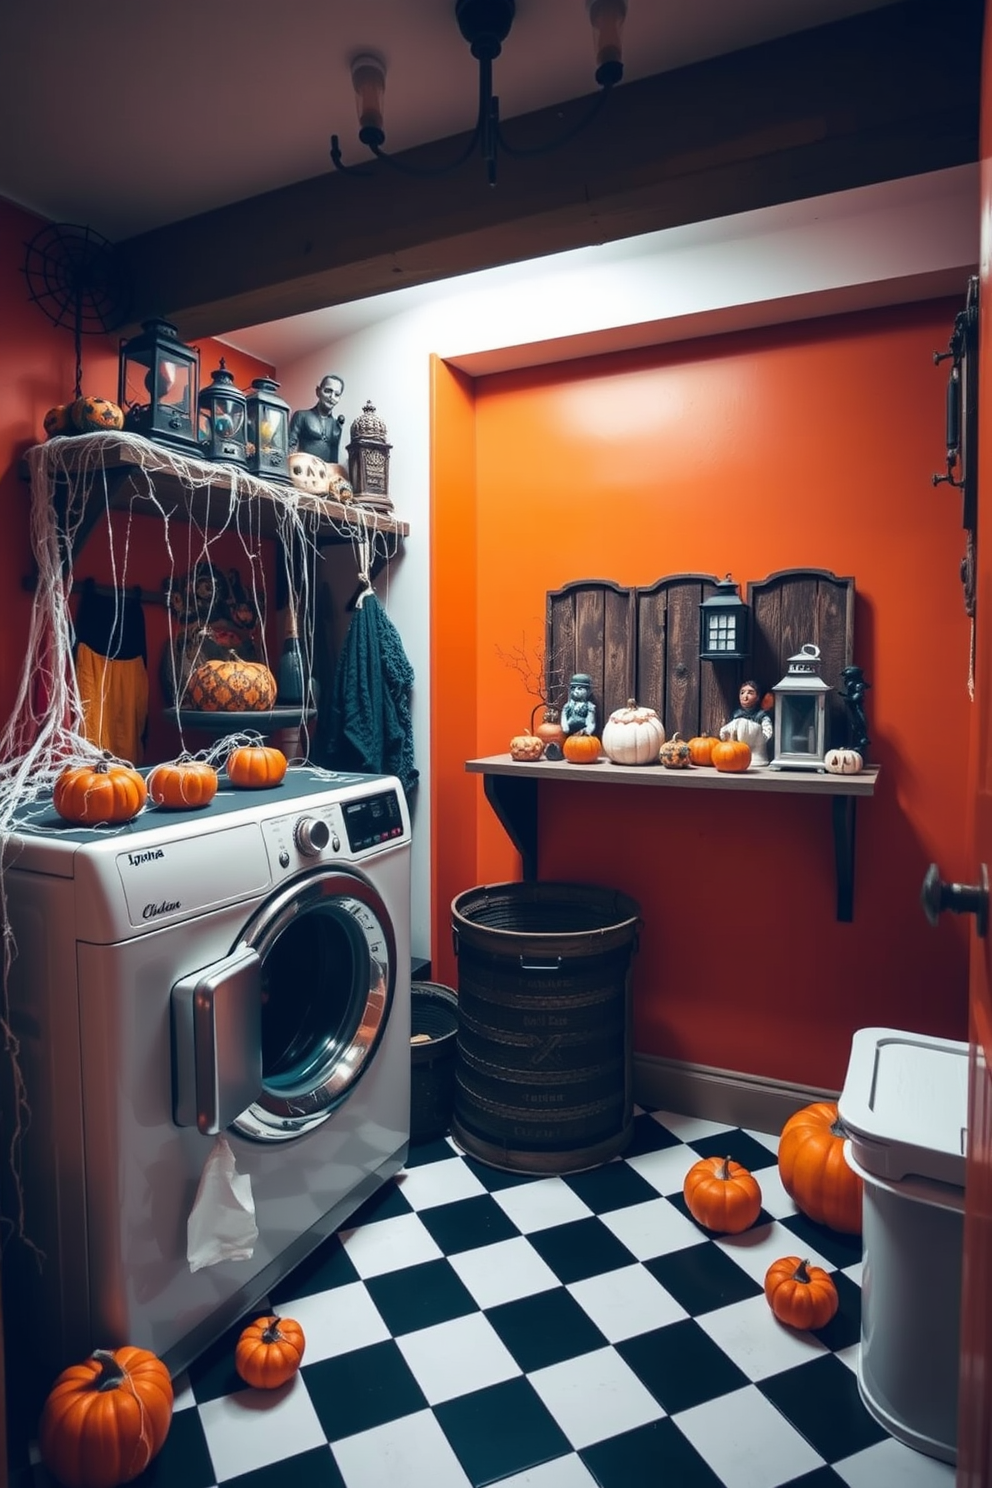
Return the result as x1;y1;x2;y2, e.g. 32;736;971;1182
838;1027;968;1466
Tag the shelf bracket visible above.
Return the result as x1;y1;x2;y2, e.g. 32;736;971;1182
832;793;857;922
483;772;538;881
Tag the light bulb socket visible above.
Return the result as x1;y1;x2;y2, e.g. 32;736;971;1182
586;0;626;86
351;51;387;138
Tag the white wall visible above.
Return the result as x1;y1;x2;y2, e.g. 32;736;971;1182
230;164;979;965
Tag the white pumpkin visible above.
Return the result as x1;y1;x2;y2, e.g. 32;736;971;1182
601;698;666;765
824;746;864;775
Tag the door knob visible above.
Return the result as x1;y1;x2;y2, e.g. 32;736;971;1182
921;862;989;937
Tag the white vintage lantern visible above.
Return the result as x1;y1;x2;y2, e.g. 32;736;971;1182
771;643;831;770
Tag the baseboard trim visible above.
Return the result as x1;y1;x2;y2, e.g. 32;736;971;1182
633;1053;839;1135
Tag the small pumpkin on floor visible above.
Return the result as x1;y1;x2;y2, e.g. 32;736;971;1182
235;1315;306;1389
39;1345;174;1488
764;1255;839;1330
683;1154;762;1234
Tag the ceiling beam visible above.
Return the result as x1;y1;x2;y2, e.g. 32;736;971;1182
118;0;982;341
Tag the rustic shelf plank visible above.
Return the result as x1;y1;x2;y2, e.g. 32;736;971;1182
26;432;410;547
466;754;879;922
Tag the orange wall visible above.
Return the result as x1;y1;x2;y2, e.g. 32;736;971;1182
0;198;275;762
432;303;974;1091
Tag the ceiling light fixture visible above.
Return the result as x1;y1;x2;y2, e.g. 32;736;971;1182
330;0;627;187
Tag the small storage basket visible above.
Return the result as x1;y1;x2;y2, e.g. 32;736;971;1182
410;981;459;1143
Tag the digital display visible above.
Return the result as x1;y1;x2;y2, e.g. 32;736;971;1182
342;790;404;852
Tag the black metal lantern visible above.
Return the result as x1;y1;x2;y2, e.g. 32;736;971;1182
197;359;248;467
699;574;750;661
118;317;200;453
772;643;831;769
245;377;291;483
347;401;393;510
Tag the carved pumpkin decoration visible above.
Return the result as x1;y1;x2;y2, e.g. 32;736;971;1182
777;1100;862;1234
562;733;602;764
69;395;125;433
764;1256;839;1331
683;1155;762;1234
147;757;219;810
601;699;666;765
711;738;752;773
659;733;692;769
53;756;147;826
44;403;72;439
687;735;718;766
509;732;544;761
39;1345;174;1488
288;451;331;495
184;654;278;712
824;747;864;775
227;742;288;789
531;706;564;753
235;1315;306;1389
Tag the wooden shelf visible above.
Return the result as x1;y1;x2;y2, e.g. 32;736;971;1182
466;754;879;922
25;431;409;554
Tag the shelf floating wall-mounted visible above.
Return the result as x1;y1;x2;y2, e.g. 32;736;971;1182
466;753;878;923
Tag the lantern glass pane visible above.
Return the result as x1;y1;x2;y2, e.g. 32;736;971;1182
782;695;817;754
706;614;737;652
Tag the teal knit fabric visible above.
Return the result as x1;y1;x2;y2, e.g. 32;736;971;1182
327;594;418;796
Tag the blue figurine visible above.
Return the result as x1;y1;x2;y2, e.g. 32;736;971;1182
561;673;597;737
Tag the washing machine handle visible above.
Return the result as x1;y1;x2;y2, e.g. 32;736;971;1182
172;946;264;1134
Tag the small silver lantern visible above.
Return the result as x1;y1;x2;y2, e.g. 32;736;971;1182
699;574;750;661
347;401;393;510
771;643;831;769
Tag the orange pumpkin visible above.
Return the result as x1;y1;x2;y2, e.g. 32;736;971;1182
53;757;147;826
777;1100;863;1234
184;654;278;712
235;1315;306;1389
70;395;125;433
39;1345;174;1488
44;403;73;439
562;733;602;763
227;741;288;789
764;1255;839;1331
531;706;565;751
683;1155;762;1234
147;757;218;809
687;734;718;765
711;738;751;773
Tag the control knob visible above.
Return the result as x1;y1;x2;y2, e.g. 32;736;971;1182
294;816;331;856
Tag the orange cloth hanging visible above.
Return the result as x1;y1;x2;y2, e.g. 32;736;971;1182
74;585;149;763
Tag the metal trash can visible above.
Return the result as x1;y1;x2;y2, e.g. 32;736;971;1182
838;1026;968;1466
451;882;640;1174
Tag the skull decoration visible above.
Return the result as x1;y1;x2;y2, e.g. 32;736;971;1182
288;451;330;494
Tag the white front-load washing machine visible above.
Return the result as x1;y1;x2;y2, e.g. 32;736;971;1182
1;765;411;1381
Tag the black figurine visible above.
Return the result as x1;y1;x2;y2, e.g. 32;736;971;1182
838;665;871;759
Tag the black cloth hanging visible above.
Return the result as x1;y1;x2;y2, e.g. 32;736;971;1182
326;593;418;796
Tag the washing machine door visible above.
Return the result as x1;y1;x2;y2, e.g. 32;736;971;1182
174;867;396;1141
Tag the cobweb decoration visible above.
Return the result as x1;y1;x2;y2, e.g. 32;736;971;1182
0;430;395;1246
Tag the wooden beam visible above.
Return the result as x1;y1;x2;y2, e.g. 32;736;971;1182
118;0;982;341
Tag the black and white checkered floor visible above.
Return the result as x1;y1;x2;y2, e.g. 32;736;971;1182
13;1109;955;1488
